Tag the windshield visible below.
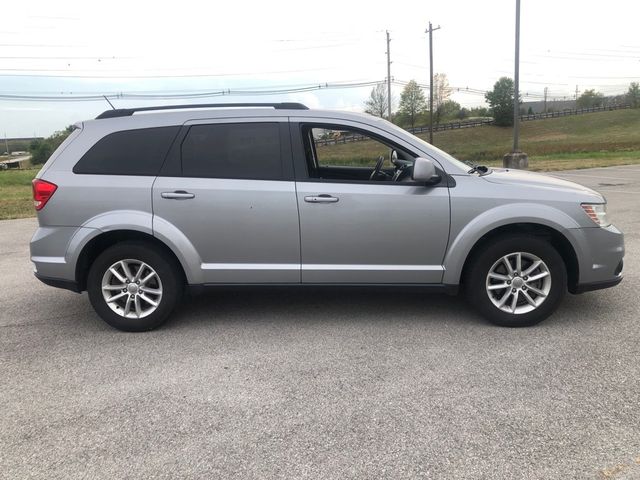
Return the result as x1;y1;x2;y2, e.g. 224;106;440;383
375;118;472;173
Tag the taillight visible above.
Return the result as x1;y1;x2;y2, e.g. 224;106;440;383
32;179;58;211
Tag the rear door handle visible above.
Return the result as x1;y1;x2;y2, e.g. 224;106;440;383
161;190;195;200
304;194;339;203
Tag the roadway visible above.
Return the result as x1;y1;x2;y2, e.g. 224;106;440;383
1;165;639;479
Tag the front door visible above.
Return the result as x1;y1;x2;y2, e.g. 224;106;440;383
292;122;450;284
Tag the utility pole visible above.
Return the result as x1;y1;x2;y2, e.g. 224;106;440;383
512;0;521;152
575;84;579;101
426;22;440;144
544;87;548;113
504;0;528;169
386;31;392;122
4;132;8;156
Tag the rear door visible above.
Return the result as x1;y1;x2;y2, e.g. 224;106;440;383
152;118;300;284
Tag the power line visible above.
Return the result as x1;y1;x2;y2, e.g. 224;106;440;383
0;65;368;78
0;55;127;60
0;77;630;104
0;80;386;102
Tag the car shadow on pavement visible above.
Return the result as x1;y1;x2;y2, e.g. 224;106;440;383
166;288;481;331
23;284;623;333
161;285;628;333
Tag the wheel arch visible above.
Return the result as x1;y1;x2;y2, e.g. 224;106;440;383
74;230;187;292
455;223;580;292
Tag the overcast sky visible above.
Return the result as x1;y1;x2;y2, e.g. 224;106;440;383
1;0;639;137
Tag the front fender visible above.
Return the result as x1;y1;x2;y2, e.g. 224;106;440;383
442;203;582;285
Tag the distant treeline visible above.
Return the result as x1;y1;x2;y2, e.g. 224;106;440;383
29;126;74;165
2;138;42;154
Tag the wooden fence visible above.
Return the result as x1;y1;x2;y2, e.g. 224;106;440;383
314;103;633;147
519;103;631;121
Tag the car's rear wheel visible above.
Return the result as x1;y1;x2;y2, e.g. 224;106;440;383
465;235;567;327
87;242;182;331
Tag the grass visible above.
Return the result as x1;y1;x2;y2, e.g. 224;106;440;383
485;150;640;172
0;169;37;220
320;108;640;168
431;108;640;163
1;109;640;220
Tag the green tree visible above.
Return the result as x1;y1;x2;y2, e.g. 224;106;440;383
364;83;389;119
457;107;469;120
485;77;517;127
628;82;640;108
469;106;490;118
437;100;461;122
29;126;74;165
576;89;604;109
398;80;427;129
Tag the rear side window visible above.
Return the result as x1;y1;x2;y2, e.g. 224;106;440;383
73;126;179;175
181;123;282;179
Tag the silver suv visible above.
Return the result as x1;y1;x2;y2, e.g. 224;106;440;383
30;103;624;331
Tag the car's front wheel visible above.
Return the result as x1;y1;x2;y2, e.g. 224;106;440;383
87;242;183;331
465;235;567;327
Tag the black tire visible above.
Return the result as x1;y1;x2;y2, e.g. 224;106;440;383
87;241;183;332
464;235;567;327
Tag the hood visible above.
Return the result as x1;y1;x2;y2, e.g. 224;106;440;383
482;168;603;199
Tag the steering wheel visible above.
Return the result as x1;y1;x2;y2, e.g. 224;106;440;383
369;155;386;181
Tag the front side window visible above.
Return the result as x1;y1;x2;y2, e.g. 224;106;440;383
302;125;415;182
181;123;282;179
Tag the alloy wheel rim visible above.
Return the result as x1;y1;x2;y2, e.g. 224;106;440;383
101;259;163;319
485;252;551;315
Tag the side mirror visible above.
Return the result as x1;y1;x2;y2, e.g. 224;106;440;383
412;157;441;184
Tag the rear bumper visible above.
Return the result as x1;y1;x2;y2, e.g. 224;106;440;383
34;273;81;293
573;275;623;294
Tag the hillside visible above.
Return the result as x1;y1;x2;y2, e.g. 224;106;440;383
315;108;640;172
429;108;640;167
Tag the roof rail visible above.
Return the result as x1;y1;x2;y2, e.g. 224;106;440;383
95;102;309;119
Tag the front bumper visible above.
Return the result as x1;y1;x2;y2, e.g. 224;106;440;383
571;224;624;294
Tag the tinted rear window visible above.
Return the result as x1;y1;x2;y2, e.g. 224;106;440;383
181;123;282;179
73;126;179;175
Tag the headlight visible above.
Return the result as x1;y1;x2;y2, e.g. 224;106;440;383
581;203;610;227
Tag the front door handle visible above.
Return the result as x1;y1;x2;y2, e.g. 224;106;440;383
161;190;195;200
304;194;339;204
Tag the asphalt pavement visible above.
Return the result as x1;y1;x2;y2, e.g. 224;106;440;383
1;165;640;479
